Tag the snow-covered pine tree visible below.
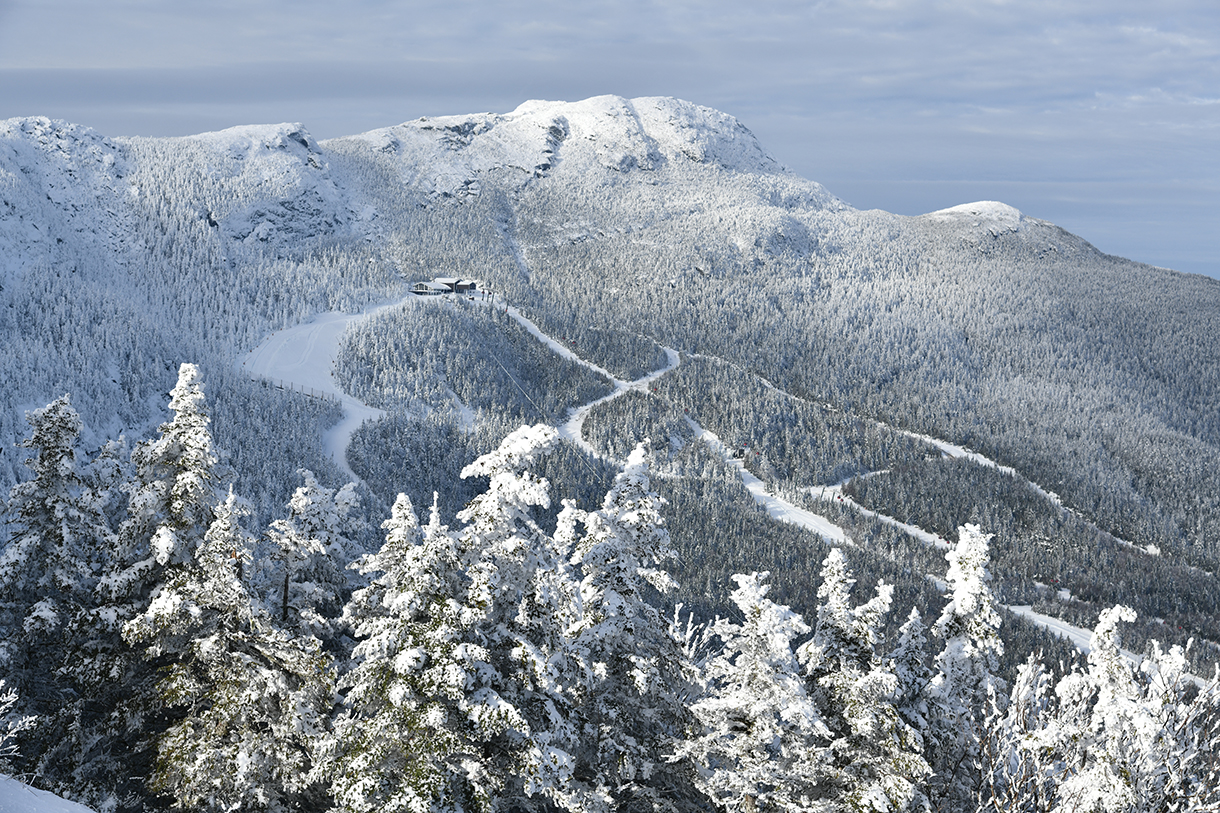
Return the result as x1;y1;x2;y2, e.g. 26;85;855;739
0;395;131;801
127;363;227;569
796;549;929;812
566;442;698;811
976;654;1056;813
453;424;585;813
328;492;497;813
887;608;931;759
0;396;110;671
1040;606;1220;812
78;363;238;808
677;571;826;813
266;468;364;640
923;524;1005;811
124;489;334;813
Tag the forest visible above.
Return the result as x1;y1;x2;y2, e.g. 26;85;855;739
4;96;1220;810
1;374;1216;813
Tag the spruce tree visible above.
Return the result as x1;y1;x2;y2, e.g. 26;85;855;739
797;549;929;813
87;363;234;808
887;608;931;756
0;395;128;804
923;524;1005;810
677;571;826;813
453;424;585;813
124;490;334;812
566;442;698;811
328;493;495;813
267;468;363;640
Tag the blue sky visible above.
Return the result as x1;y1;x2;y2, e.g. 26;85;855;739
1;0;1216;278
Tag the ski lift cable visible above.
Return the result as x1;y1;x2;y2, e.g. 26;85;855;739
481;343;611;488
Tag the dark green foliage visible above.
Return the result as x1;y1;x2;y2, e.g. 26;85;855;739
334;298;615;424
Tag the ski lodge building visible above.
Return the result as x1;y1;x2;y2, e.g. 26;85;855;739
413;278;480;295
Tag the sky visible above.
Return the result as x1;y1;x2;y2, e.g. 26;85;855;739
1;0;1217;279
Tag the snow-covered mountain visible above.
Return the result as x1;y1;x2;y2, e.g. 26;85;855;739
3;93;1220;668
5;92;1220;813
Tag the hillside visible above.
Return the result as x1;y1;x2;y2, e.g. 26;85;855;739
3;94;1220;671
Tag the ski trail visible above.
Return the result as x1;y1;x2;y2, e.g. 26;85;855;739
242;293;675;482
686;418;851;546
243;295;1171;673
692;351;1146;553
480;302;680;464
811;484;1185;674
240;294;413;484
816;483;951;550
500;304;629;388
558;346;680;462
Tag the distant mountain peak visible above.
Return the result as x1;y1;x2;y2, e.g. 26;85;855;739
924;201;1025;229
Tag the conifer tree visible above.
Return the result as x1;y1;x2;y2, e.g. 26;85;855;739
453;424;585;813
0;396;111;669
328;492;496;813
0;396;128;802
677;571;826;813
82;363;235;808
887;608;931;755
566;442;698;811
977;654;1056;812
797;549;929;812
924;524;1005;810
127;363;226;570
124;490;334;813
267;468;363;639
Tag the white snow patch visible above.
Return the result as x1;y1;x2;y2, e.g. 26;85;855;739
923;201;1025;230
240;296;414;483
0;775;98;813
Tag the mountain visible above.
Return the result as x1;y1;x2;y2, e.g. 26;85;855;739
3;95;1220;675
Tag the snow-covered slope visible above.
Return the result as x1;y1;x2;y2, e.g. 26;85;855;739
344;95;812;191
0;117;135;282
0;776;96;813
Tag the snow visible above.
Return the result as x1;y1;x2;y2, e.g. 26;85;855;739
240;292;677;480
1007;604;1141;661
336;96;844;210
234;223;1158;679
688;421;849;545
502;305;627;388
815;484;950;550
240;299;407;483
0;776;97;813
923;201;1025;231
882;422;1148;550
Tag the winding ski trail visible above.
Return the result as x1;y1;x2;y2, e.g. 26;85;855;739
241;297;410;483
686;419;850;545
240;294;680;481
